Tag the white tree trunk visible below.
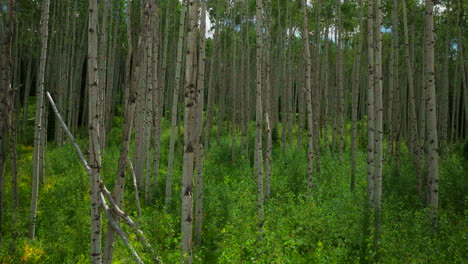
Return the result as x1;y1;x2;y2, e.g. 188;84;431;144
29;0;50;240
181;0;199;262
88;0;103;262
194;0;206;247
424;0;439;220
255;0;265;230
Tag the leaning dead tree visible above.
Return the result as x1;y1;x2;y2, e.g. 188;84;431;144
46;91;161;263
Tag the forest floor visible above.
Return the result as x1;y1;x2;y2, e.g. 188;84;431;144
0;117;466;263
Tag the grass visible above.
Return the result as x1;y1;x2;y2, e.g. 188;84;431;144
0;118;466;263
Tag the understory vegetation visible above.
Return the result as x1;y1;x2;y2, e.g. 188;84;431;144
1;117;466;263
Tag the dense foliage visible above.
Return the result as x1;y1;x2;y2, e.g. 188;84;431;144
0;114;465;263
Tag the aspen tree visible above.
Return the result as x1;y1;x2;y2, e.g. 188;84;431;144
231;25;238;162
98;0;109;147
21;47;33;143
387;0;398;159
374;0;384;247
302;0;314;189
66;1;77;134
391;0;402;171
166;0;187;208
242;15;252;156
312;2;321;173
439;24;449;159
204;23;219;149
264;0;272;200
450;58;460;141
29;0;50;240
0;2;10;243
134;15;150;191
255;0;265;230
457;0;468;136
2;0;17;210
351;0;364;191
143;0;154;204
366;0;375;204
88;0;103;261
336;0;344;160
403;0;423;196
181;0;199;261
160;0;172;114
323;24;330;149
424;0;439;220
103;3;147;262
239;9;248;156
298;54;305;149
151;0;162;199
194;0;206;247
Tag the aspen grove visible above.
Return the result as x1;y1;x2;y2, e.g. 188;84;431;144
0;0;466;263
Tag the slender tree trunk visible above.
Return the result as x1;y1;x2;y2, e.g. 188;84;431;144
302;0;314;189
166;0;187;209
0;0;14;244
194;0;206;247
439;27;449;159
391;1;402;172
387;0;398;159
450;59;459;141
151;1;162;200
374;0;384;250
22;52;33;143
255;0;265;231
458;9;468;137
102;6;146;262
204;20;219;149
366;0;375;205
336;0;344;160
323;24;330;150
351;0;364;191
424;0;439;221
312;7;321;173
181;0;199;262
230;30;238;162
143;0;155;204
403;0;423;196
99;0;109;148
29;0;50;240
264;0;272;200
298;56;305;149
88;0;103;262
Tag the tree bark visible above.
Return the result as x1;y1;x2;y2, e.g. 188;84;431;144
403;0;423;196
166;0;187;209
336;0;344;160
102;3;146;263
323;24;330;150
351;0;364;191
88;0;103;262
181;0;199;262
366;0;375;205
194;0;206;248
255;0;265;231
424;0;439;220
98;0;109;148
302;0;314;189
374;0;384;248
29;0;50;240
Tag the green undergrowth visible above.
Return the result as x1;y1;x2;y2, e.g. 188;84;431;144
0;120;466;263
